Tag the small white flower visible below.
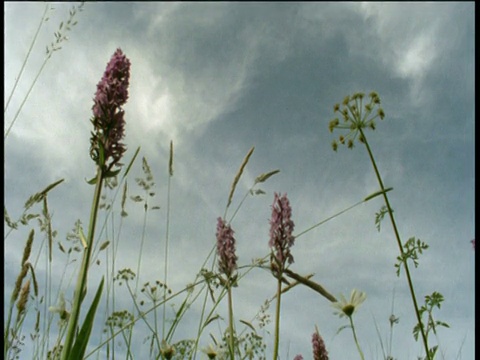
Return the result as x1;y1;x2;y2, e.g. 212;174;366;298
332;289;366;318
49;292;69;321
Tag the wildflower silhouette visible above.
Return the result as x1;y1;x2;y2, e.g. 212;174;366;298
216;217;238;359
61;49;130;360
269;192;295;360
216;218;238;279
90;48;131;175
328;91;434;359
332;289;366;360
269;192;296;273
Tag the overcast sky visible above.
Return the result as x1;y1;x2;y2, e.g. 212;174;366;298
4;2;475;359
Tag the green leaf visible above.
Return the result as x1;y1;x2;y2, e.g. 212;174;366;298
336;324;351;335
239;319;256;332
103;169;121;178
254;169;280;184
374;205;388;232
69;277;105;360
363;187;393;202
204;314;221;328
86;176;97;185
123;146;141;179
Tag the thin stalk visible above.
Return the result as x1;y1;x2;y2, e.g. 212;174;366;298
191;244;217;360
4;296;16;356
162;169;172;341
227;284;235;360
61;167;104;360
349;316;365;360
388;288;396;358
5;42;52;139
359;128;430;358
272;275;282;360
4;4;49;114
295;199;363;239
124;194;150;359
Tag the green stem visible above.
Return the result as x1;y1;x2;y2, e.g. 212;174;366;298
4;301;15;357
163;171;172;342
61;167;104;360
227;284;235;360
359;128;430;359
272;275;282;360
349;316;365;360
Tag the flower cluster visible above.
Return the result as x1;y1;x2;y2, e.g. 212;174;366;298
269;192;295;271
328;92;385;151
312;326;329;360
90;48;131;172
216;217;238;278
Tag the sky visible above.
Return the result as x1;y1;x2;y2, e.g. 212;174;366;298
4;2;475;359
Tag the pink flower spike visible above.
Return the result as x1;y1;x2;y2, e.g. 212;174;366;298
216;217;238;278
90;48;131;171
312;326;329;360
269;192;295;270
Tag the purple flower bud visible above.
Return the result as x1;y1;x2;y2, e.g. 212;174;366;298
294;355;304;360
90;48;131;171
216;217;237;278
269;192;295;270
312;327;329;360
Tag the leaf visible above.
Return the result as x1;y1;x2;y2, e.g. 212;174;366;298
204;314;221;328
99;241;110;251
79;227;88;249
254;169;280;184
103;169;121;178
335;324;351;335
374;205;388;232
69;277;105;360
239;319;256;332
39;178;65;196
123;146;141;179
436;321;450;328
86;176;97;185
